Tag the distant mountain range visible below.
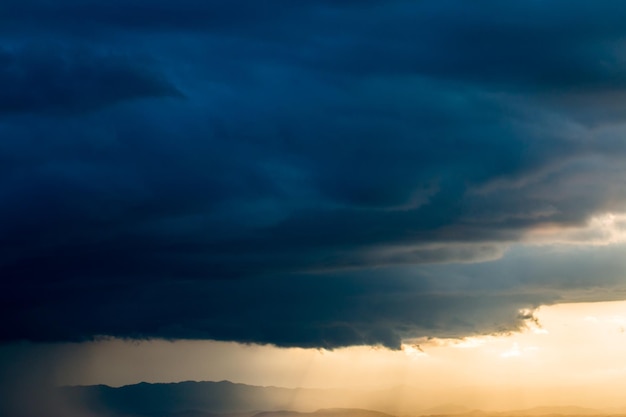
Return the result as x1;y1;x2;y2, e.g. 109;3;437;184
253;409;396;417
61;380;369;415
51;380;626;417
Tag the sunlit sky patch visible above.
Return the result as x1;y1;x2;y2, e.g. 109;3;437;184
3;299;626;409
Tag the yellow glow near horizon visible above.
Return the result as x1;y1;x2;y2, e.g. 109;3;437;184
4;299;626;410
40;301;626;387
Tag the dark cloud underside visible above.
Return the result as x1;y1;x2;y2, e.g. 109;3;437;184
2;0;626;348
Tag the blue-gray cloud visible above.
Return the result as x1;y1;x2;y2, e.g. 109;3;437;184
3;0;626;348
0;45;181;115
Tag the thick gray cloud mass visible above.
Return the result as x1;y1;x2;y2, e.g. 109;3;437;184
3;1;626;348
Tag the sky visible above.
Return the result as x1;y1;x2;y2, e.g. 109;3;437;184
3;0;626;412
4;300;626;411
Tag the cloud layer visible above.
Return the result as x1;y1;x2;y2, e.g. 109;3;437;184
3;1;626;348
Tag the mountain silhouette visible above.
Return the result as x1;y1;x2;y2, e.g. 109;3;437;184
54;381;624;417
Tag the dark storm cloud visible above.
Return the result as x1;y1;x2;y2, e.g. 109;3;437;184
3;0;626;348
0;261;550;348
0;46;181;115
5;244;626;349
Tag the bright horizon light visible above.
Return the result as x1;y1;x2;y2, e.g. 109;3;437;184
2;299;625;411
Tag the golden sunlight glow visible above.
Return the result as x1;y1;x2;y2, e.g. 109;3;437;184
7;299;626;410
526;212;626;245
499;342;521;358
401;343;428;358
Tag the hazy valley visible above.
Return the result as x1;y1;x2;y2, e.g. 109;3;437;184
11;380;626;417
